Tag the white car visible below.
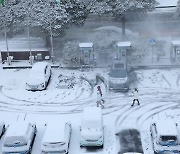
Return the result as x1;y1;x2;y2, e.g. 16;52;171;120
2;121;37;154
150;119;180;153
41;122;72;154
26;62;51;91
80;107;104;147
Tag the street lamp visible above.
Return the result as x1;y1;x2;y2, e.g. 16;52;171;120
50;22;54;64
1;2;10;65
27;12;33;65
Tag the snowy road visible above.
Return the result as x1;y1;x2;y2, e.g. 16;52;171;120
0;68;179;154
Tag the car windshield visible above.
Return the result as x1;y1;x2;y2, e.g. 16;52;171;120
113;63;125;69
43;142;65;146
160;136;177;141
5;141;27;147
110;69;127;78
82;120;101;129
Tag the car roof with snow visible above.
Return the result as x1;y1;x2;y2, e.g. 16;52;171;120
5;121;34;138
32;62;49;71
82;107;102;122
42;122;67;143
155;119;178;136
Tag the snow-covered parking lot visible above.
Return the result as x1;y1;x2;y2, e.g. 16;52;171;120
0;66;180;154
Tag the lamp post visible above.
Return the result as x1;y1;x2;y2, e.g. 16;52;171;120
1;2;10;65
50;22;54;63
27;12;33;65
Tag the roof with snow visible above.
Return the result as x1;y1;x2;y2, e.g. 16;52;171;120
117;42;131;47
156;0;178;7
0;37;48;52
172;40;180;46
155;119;178;136
42;122;66;143
79;43;93;48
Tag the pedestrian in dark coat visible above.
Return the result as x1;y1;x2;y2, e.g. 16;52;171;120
131;88;140;106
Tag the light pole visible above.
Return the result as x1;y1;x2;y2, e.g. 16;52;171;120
1;2;10;65
27;12;33;65
50;22;54;63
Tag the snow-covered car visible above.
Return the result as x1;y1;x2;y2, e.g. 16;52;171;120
150;119;180;153
26;62;51;91
41;122;72;154
109;61;136;91
2;121;37;154
80;107;104;147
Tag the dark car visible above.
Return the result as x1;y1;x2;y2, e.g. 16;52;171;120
116;129;143;154
109;61;136;91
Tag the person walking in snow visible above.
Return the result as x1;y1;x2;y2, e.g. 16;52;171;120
96;85;105;108
131;88;140;106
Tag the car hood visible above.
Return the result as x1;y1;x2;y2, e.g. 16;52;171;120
26;77;45;85
81;128;103;140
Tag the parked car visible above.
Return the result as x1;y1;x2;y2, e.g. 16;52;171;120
117;129;143;154
150;119;180;153
26;62;51;91
41;122;72;154
80;107;104;147
2;121;37;154
109;61;136;91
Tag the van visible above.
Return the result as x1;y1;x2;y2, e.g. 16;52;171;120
80;107;104;147
2;121;36;154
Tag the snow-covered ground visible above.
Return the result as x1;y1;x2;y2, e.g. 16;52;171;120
0;66;180;154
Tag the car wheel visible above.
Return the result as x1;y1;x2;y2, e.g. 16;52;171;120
2;125;5;134
28;147;32;154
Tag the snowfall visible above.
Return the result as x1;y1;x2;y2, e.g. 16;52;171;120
0;64;179;154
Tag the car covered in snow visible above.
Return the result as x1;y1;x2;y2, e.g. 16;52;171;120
109;61;136;91
150;119;180;153
41;122;72;154
26;62;51;91
2;121;37;154
80;107;104;147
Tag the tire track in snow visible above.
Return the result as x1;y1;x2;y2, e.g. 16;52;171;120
115;88;180;133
